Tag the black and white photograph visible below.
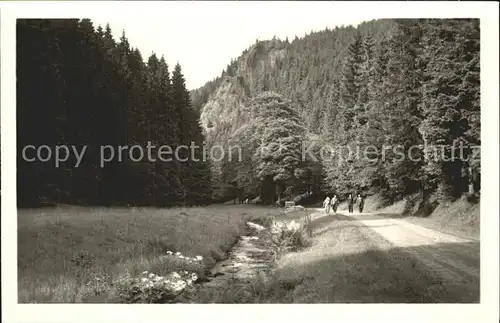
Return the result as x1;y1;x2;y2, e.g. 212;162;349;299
1;1;499;322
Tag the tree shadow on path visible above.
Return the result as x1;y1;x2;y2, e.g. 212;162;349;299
269;240;479;303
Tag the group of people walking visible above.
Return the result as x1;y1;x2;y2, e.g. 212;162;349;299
323;193;365;214
322;194;339;214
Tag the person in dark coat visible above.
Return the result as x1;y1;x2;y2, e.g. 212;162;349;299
347;193;354;213
357;194;365;213
330;194;339;213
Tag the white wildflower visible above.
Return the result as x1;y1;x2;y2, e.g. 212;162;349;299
195;255;203;261
141;277;149;282
173;280;187;292
163;277;187;294
175;252;181;256
286;220;300;231
191;273;198;281
148;273;155;278
166;251;173;255
141;271;148;275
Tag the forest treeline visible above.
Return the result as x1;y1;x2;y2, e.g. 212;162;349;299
192;19;480;206
17;19;211;207
16;18;480;208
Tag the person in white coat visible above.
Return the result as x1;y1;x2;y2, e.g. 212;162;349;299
323;196;331;214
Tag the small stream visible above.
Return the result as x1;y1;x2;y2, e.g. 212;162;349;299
191;221;273;302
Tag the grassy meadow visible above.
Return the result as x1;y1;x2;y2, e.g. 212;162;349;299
17;196;479;303
17;204;282;303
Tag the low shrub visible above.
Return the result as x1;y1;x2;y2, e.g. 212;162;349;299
111;250;204;303
269;219;311;259
113;270;199;303
414;200;439;218
403;195;419;215
465;193;479;204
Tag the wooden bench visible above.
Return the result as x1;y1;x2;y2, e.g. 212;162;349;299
284;201;295;210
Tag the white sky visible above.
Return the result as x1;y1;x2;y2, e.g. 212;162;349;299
88;2;375;90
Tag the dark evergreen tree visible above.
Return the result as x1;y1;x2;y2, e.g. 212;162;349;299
419;19;480;199
16;19;213;207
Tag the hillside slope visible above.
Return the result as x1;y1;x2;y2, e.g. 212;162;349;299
191;19;395;140
190;19;480;209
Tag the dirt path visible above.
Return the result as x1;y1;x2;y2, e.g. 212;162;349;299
297;207;480;302
336;210;480;284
